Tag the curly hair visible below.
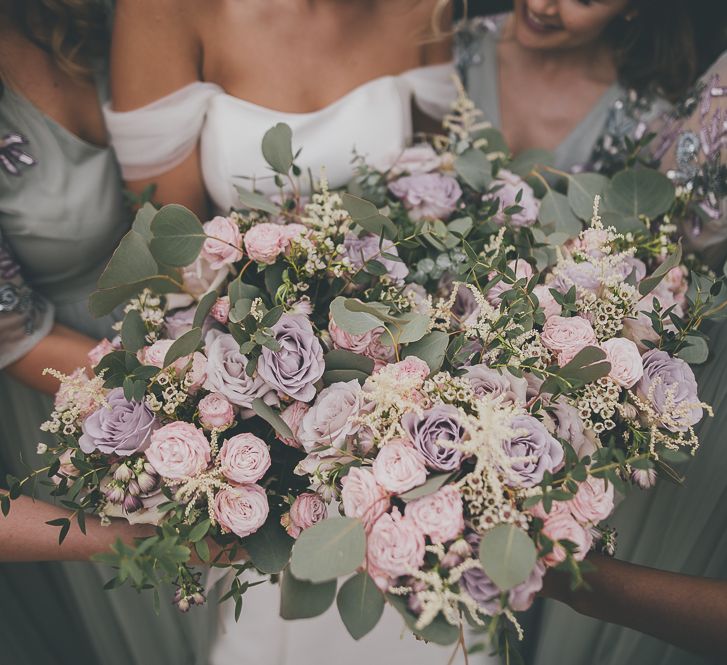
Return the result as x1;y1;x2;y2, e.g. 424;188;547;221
9;0;109;79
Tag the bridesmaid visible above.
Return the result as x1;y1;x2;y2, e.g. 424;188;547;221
0;2;214;664
532;50;727;665
457;0;700;171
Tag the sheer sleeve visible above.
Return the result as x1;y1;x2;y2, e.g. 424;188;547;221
103;82;223;180
650;52;727;267
401;63;458;121
0;230;54;369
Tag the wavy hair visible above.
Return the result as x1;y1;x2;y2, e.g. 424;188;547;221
10;0;108;79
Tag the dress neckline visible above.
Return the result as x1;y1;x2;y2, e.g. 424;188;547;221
117;62;454;118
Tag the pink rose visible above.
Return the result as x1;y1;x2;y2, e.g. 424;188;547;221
601;337;643;388
340;467;390;531
385;357;430;384
201;216;243;269
533;285;561;320
88;339;116;367
541;513;593;566
404;485;464;544
372;440;427;494
486;169;540;228
367;508;425;585
527;498;572;522
218;433;271;484
569;476;614;525
214;483;269;538
541;316;597;366
210;296;231;324
376;144;442;176
139;340;174;368
281;223;308;247
183;352;208;392
487;260;534;306
278;401;309;448
243;223;288;264
285;492;328;538
328;319;395;370
166;256;230;310
145;422;211;479
198;392;235;430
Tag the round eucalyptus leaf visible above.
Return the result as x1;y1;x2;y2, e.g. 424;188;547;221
479;523;537;591
567;173;609;220
604;168;675;219
279;568;337;620
336;573;385;640
262;123;294;174
149;204;205;267
402;331;449;373
539;191;582;237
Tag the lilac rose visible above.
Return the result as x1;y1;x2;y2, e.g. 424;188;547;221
388;173;462;221
402;404;464;472
636;349;703;432
79;388;157;456
297;380;364;452
550;260;601;294
342;233;409;284
464;364;528;406
257;314;324;402
203;330;278;415
501;414;564;488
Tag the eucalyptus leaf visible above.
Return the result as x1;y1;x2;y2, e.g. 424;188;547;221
322;369;370;386
90;276;181;318
235;186;281;214
290;517;366;583
395;313;431;344
163;327;202;367
454;148;492;191
341;193;397;239
539;191;582;237
324;349;375;375
252;398;294;439
676;335;709;364
97;230;158;290
600;211;645;235
604;168;675;219
638;242;683;296
402;331;449;373
262;123;294;174
566;173;609;220
400;473;452;501
336;573;385;640
330;297;386;335
507;149;554;179
121;310;147;353
244;519;294;573
558;346;611;385
279;568;337;620
131;202;158;242
149;204;206;267
479;523;537;591
193;290;218;329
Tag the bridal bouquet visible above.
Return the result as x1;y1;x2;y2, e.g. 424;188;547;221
5;91;723;658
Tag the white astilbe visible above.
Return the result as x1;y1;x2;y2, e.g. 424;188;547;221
299;174;351;237
40;368;107;436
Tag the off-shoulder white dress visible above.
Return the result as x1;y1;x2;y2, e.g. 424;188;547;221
104;65;495;665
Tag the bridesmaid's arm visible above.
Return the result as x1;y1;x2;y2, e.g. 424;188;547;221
111;0;209;217
0;495;154;562
5;323;96;396
542;553;727;658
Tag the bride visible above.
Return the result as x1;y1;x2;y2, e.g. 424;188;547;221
104;1;489;663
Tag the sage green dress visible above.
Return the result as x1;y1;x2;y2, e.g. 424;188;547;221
0;81;213;665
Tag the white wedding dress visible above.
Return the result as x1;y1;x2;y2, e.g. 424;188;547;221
105;65;497;665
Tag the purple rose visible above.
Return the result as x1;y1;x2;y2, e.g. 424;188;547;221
464;364;528;406
636;349;703;432
257;314;324;402
459;535;501;615
342;233;408;284
551;260;601;294
508;560;546;611
79;388;157;456
501;414;564;488
452;283;480;326
388;173;462;221
203;330;278;415
402;405;464;472
550;398;598;459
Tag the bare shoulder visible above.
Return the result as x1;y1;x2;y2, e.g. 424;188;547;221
111;0;206;109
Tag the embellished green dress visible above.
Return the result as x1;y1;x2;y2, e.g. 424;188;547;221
0;80;214;665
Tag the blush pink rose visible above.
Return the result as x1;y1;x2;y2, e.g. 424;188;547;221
601;337;643;388
527;498;572;522
139;342;206;389
139;339;174;368
214;483;269;538
367;508;425;583
328;320;395;370
210;296;231;324
145;422;211;479
278;401;309;448
88;339;116;367
541;513;593;566
487;260;535;306
372;440;427;494
285;492;328;538
198;392;235;430
243;223;288;264
533;285;561;320
404;485;464;544
340;467;390;531
569;476;614;525
385;356;430;384
218;433;271;484
201;216;243;269
167;256;230;310
541;315;597;366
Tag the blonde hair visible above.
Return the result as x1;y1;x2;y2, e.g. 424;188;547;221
13;0;108;79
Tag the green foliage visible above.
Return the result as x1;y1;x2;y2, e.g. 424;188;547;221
262;123;295;174
336;573;385;640
279;568;337;620
604;168;675;219
244;519;294;574
479;524;537;591
149;204;205;267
